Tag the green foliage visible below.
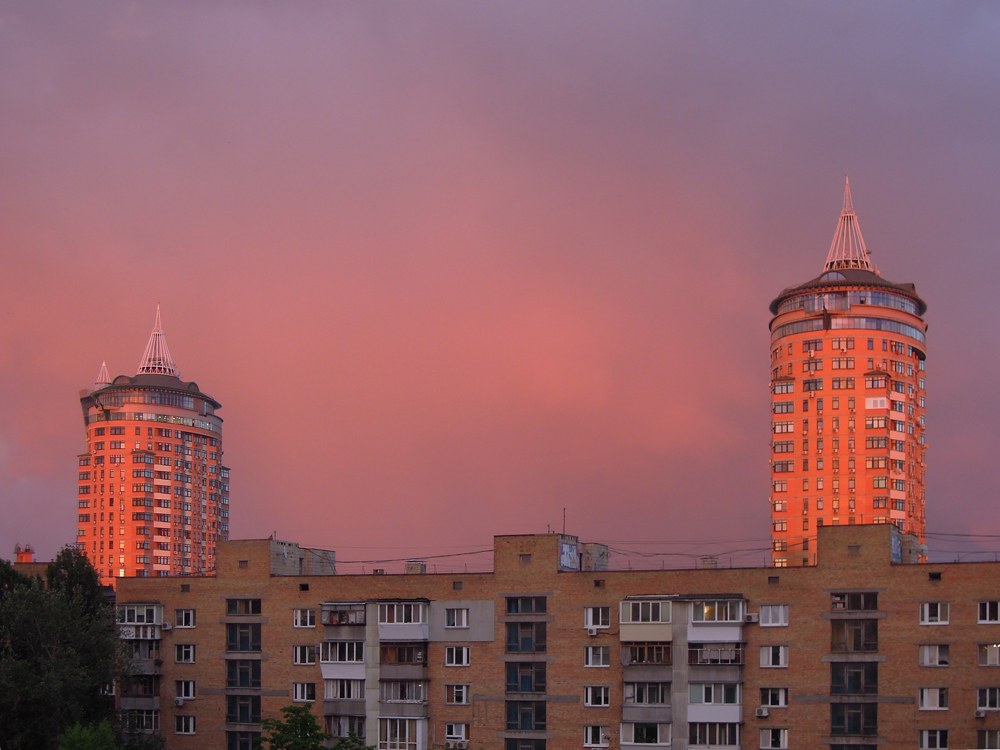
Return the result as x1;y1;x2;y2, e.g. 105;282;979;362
58;720;118;750
256;704;332;750
332;733;375;750
0;550;117;750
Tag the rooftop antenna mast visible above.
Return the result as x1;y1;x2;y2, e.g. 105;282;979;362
823;177;878;275
137;304;178;376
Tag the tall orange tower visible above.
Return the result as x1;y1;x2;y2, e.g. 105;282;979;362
75;307;229;585
769;180;927;567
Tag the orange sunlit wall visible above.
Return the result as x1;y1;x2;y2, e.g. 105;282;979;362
75;324;229;587
768;200;928;567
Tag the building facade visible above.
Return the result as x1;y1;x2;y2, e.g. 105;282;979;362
115;525;1000;750
769;180;928;567
76;307;230;586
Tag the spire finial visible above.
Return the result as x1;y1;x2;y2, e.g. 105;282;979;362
95;361;111;387
137;305;178;377
823;177;878;275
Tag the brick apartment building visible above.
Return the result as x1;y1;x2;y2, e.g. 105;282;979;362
114;524;1000;750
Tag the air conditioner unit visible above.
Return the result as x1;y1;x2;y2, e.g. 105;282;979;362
841;348;847;353
744;613;759;623
445;742;456;749
174;697;185;707
809;392;815;398
587;627;599;637
755;707;769;718
808;351;815;358
458;742;469;749
162;622;172;631
976;709;987;718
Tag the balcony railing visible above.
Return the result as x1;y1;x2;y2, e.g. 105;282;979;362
688;646;744;666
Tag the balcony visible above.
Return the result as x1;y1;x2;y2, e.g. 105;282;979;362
688;646;744;666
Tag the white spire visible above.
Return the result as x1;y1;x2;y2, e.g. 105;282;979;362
137;305;178;377
823;176;878;274
95;361;111;387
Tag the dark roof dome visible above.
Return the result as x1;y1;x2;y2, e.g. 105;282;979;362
769;269;926;316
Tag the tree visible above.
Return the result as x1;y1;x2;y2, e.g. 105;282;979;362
332;733;375;750
58;720;118;750
0;550;117;750
256;705;332;750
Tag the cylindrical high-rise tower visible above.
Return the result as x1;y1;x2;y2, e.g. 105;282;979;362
769;180;927;567
75;307;229;585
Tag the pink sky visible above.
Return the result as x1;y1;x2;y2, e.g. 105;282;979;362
2;2;1000;569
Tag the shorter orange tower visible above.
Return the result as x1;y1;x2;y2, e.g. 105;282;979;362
75;307;229;585
768;180;927;566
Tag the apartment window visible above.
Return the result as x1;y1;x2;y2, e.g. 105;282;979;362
920;602;950;625
689;723;739;746
227;659;261;688
445;724;469;741
506;596;546;614
175;644;195;663
920;645;950;667
760;605;789;627
506;700;546;730
174;608;195;628
506;662;546;693
760;688;788;707
622;723;671;745
918;730;948;749
122;710;159;732
586;645;611;667
379;718;419;750
584;726;610;747
980;644;1000;666
831;703;877;736
119;605;158;624
773;401;794;414
586;606;611;628
226;694;261;724
506;622;546;653
446;608;469;628
760;729;788;749
919;687;949;710
293;645;317;665
693;600;741;622
176;680;196;699
380;644;425;664
227;730;261;748
625;642;671;665
584;686;611;707
981;602;1000;623
689;683;739;704
773;381;794;394
624;683;670;705
760;646;788;668
979;730;1000;748
226;599;262;615
979;688;1000;710
321;641;364;663
831;592;877;611
380;681;425;702
379;602;426;624
293;682;316;703
831;661;878;695
690;643;743;665
175;715;196;735
324;678;364;700
619;600;672;624
446;684;471;704
293;609;316;628
445;646;470;666
227;623;262;652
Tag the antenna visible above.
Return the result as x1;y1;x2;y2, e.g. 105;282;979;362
823;177;878;274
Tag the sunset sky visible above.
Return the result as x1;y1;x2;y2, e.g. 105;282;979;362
2;2;1000;570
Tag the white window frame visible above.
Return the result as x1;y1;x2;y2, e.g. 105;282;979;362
175;644;195;663
920;602;950;625
293;645;317;665
760;687;788;707
293;682;316;703
174;609;196;628
759;605;789;627
918;687;949;710
445;646;470;667
981;601;1000;624
981;644;1000;667
293;608;316;628
175;680;195;699
444;724;468;741
380;680;426;703
759;728;788;749
918;729;949;749
175;715;196;735
619;600;672;624
445;608;469;628
378;718;418;750
585;607;611;629
981;729;1000;749
584;686;611;707
321;641;364;663
324;678;364;700
620;723;672;746
584;726;610;747
585;645;611;667
378;602;426;624
693;600;743;623
624;682;670;706
445;684;470;705
689;683;740;705
979;687;1000;710
760;645;788;668
919;644;950;667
